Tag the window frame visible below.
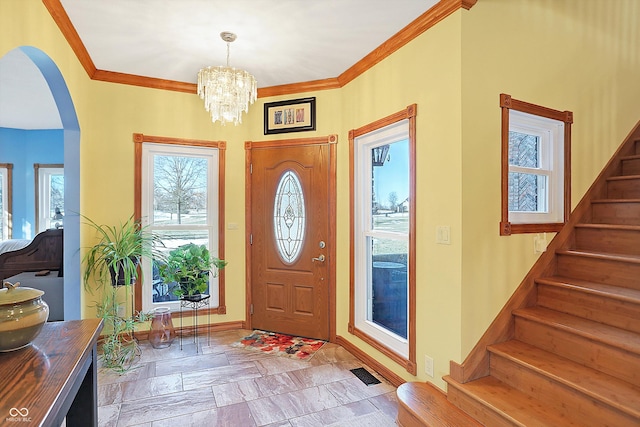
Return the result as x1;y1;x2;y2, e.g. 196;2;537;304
349;104;417;375
134;133;226;315
500;94;573;236
34;163;64;233
0;164;13;240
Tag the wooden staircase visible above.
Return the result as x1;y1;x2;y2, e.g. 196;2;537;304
397;129;640;426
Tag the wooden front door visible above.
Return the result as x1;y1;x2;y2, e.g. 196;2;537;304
248;139;332;340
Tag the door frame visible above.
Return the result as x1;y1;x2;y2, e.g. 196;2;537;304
245;135;338;341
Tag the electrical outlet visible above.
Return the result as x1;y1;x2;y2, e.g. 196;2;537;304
533;233;547;253
424;355;434;377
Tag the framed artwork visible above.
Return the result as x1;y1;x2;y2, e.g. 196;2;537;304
264;97;316;135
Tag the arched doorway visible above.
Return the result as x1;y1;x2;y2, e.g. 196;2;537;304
0;46;81;319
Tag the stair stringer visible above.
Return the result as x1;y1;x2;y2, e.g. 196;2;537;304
449;120;640;384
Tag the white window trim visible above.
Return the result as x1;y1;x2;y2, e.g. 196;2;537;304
140;143;220;313
508;110;564;225
0;166;8;240
354;120;410;358
36;166;64;233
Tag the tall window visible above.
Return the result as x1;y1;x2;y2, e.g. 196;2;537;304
0;164;12;240
350;105;417;375
134;134;225;314
500;94;572;235
35;164;64;233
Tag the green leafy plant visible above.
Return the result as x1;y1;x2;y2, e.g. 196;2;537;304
82;215;164;289
82;215;165;373
158;243;227;298
94;290;152;373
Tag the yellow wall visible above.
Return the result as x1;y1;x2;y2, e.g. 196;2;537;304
338;15;464;386
2;0;640;391
460;0;640;357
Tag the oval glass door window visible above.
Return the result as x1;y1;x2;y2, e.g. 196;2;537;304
273;170;306;264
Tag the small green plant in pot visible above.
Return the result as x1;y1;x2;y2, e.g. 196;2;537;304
158;243;227;300
82;215;165;373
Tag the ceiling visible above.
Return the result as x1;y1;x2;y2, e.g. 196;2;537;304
0;0;441;129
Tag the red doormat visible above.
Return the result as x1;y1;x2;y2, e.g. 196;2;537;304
232;330;326;360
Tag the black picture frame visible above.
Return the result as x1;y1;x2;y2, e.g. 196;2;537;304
264;97;316;135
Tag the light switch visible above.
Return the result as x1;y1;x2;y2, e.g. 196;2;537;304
436;226;451;245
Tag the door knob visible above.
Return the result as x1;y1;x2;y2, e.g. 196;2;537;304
312;254;325;262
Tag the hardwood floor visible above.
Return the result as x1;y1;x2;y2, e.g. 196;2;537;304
97;329;398;426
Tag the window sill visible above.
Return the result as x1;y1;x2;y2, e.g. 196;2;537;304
500;221;564;236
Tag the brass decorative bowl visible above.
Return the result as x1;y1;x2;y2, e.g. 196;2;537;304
0;281;49;352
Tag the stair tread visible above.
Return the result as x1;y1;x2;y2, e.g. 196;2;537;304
489;340;640;417
513;306;640;354
607;174;640;181
444;375;582;427
621;154;640;160
592;198;640;203
557;249;640;263
396;382;483;427
574;223;640;231
536;275;640;304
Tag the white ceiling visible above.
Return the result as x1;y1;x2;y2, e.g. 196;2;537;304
0;49;62;130
0;0;439;129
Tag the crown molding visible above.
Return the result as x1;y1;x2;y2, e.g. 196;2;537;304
257;78;341;98
92;70;196;93
42;0;476;98
42;0;96;77
338;0;476;86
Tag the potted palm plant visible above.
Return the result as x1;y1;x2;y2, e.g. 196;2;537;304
158;243;226;300
82;215;164;372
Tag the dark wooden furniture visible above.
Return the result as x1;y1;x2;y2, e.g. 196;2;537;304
0;228;63;281
0;319;102;427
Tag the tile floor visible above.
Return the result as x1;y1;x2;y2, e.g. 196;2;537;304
97;329;399;426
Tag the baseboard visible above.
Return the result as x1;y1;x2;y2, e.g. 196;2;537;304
335;334;406;387
132;319;246;341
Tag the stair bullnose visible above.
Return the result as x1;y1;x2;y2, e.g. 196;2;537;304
513;306;640;387
535;276;640;333
396;382;482;427
488;340;640;420
513;306;640;354
444;375;578;427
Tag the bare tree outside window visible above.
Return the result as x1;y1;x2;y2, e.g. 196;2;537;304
388;191;398;211
50;174;64;216
154;156;207;224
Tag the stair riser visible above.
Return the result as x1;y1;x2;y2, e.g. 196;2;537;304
446;385;520;427
537;284;640;333
574;227;640;256
490;354;638;426
396;408;426;427
636;140;640;155
556;254;640;290
607;178;640;198
396;382;483;427
622;158;640;175
514;317;640;387
591;202;640;225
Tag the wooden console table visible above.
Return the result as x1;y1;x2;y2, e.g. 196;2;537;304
0;319;103;426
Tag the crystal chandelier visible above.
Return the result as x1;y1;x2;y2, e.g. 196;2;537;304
197;32;257;125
